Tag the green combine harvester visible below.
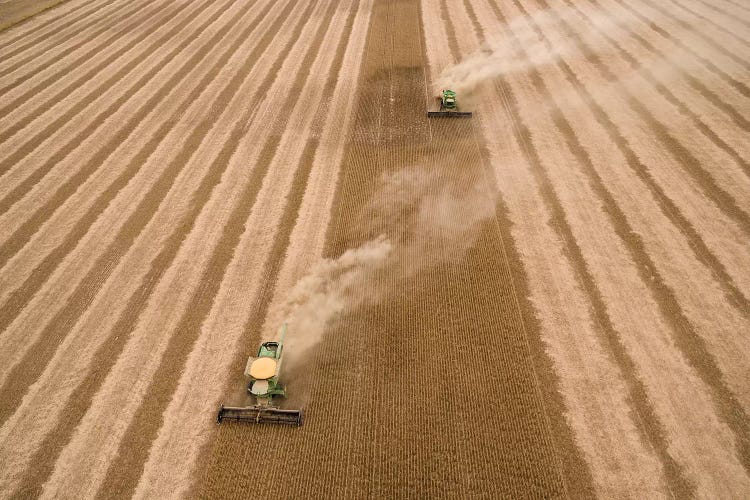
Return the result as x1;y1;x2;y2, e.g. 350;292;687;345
217;324;303;426
427;89;472;117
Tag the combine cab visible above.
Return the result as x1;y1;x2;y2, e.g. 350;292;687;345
217;324;303;426
427;89;473;117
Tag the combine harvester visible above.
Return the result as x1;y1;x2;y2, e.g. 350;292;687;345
427;89;472;117
217;324;303;426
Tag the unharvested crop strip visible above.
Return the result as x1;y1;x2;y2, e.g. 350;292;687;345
76;2;344;495
0;0;229;268
439;3;574;495
0;0;182;176
0;0;293;429
565;0;750;311
0;0;128;80
612;0;750;99
524;0;750;475
0;0;154;99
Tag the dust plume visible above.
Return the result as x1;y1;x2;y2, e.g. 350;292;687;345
435;7;583;97
434;5;692;102
265;235;394;368
268;153;498;376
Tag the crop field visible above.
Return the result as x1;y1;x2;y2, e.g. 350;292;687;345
0;0;748;497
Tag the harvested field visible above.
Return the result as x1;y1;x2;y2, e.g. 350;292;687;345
0;0;748;498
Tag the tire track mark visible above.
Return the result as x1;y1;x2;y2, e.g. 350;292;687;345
0;0;291;426
0;0;229;269
525;0;750;477
0;0;126;80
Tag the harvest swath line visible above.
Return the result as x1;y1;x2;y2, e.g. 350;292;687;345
39;0;333;494
0;0;211;163
454;0;668;489
0;0;128;79
570;0;750;173
534;0;750;236
0;0;299;427
0;0;294;450
512;0;750;479
719;0;750;16
0;0;183;169
478;0;750;492
0;0;260;238
0;0;229;249
636;0;750;68
664;0;750;47
0;0;253;343
613;0;750;98
478;3;686;493
455;2;597;493
0;0;156;99
0;1;304;494
436;6;571;494
457;4;602;494
0;0;242;272
700;0;750;20
133;2;372;496
94;1;350;495
589;0;750;134
561;0;750;311
0;0;108;54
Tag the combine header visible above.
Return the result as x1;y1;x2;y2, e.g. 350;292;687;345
427;89;472;117
217;324;303;426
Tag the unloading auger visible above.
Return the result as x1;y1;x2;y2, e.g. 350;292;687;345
217;324;303;426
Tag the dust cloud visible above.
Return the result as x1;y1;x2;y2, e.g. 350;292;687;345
266;235;393;367
267;157;497;376
434;6;692;104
